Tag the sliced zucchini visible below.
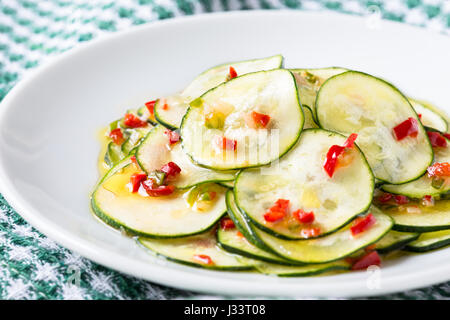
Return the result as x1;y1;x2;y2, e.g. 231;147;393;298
374;230;419;254
91;156;228;238
235;129;374;239
254;260;350;277
409;98;448;132
404;229;450;252
218;181;235;189
181;69;304;170
104;142;124;167
137;105;157;126
381;140;450;197
316;71;433;185
378;200;450;232
136;126;236;189
121;127;152;155
217;216;302;266
139;229;253;270
154;55;283;129
291;67;347;120
302;106;318;129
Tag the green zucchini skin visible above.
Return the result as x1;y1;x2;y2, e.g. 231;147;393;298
153;98;179;131
375;231;419;254
315;71;433;185
91;156;228;239
234;129;374;240
254;261;350;277
404;229;450;252
180;69;304;171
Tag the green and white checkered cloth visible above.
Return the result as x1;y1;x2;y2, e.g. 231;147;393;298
1;0;450;300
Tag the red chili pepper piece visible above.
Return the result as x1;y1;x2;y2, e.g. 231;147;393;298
109;128;124;145
220;218;235;230
123;113;147;128
427;162;450;177
323;133;358;178
301;227;321;238
129;173;147;193
193;254;214;265
216;136;237;151
228;66;237;80
160;162;181;179
162;103;169;110
250;111;271;128
142;179;175;197
264;199;290;222
418;114;422;119
293;209;315;224
394;195;409;205
351;251;381;270
236;231;244;238
130;155;137;164
164;130;180;144
444;133;450;140
378;193;393;203
427;131;447;148
392;117;419;141
351;213;376;236
145;100;156;115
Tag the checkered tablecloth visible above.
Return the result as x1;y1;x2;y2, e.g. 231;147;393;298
1;0;450;300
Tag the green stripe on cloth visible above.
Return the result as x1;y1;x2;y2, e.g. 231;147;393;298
1;0;450;299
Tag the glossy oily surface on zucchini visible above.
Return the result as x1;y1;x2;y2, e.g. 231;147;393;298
409;99;448;132
235;129;374;239
136;126;236;189
154;55;283;129
404;229;450;252
378;200;450;232
181;69;304;170
139;229;253;270
91;156;228;238
374;230;419;254
316;71;433;184
254;260;350;277
381;139;450;197
248;206;393;264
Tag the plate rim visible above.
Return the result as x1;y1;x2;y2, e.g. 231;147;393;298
0;10;449;298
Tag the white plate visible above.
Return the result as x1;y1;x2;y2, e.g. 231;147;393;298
1;11;449;298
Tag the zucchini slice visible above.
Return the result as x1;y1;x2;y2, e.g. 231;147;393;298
291;67;347;120
181;69;304;170
254;261;350;277
154;55;283;129
91;156;228;238
136;126;236;189
374;230;419;254
218;181;235;189
409;99;448;132
104;142;124;168
229;191;392;264
404;229;450;252
302;106;318;129
381;140;450;198
378;200;450;232
235;129;374;239
121;127;152;155
139;229;253;270
316;71;433;185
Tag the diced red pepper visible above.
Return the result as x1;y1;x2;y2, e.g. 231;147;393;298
216;136;237;151
293;209;315;224
427;131;447;148
365;244;377;252
418;114;422;120
193;254;214;265
129;173;147;193
301;227;321;238
130;155;137;164
422;195;434;206
123;113;148;128
351;213;376;236
145;100;156;115
427;162;450;178
392;117;419;141
160;162;181;179
162;103;169;110
351;251;381;270
109;128;124;145
164;130;180;144
228;66;237;80
142;179;175;197
264;199;290;222
394;195;409;205
444;133;450;140
220;218;235;230
250;111;271;128
378;193;393;203
323;133;358;178
236;231;244;238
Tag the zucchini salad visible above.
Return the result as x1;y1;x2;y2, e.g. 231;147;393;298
91;55;450;277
